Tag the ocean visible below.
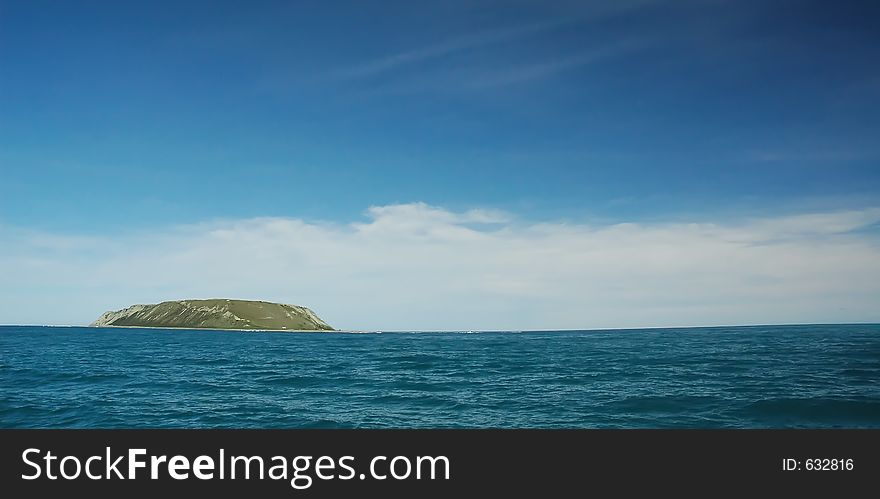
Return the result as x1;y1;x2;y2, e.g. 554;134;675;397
1;324;879;428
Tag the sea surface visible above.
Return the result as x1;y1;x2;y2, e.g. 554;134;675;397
1;324;879;428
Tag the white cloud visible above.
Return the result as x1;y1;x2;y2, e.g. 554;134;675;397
1;203;879;330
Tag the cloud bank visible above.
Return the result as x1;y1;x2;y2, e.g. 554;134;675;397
2;203;879;330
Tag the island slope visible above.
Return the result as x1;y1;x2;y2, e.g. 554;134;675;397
90;299;334;331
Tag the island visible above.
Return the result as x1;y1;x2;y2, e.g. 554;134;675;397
90;299;334;331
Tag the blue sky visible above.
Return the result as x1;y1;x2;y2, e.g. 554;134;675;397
1;1;879;328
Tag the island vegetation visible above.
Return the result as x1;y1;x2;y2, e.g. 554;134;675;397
91;299;334;331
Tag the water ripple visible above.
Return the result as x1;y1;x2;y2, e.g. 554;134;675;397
1;324;879;428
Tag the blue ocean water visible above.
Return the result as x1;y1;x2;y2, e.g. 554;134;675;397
1;324;879;428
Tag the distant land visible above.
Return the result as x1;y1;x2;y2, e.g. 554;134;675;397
90;299;334;331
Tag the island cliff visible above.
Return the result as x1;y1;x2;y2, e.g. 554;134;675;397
90;299;334;331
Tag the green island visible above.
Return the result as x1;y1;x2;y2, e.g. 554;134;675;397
90;299;334;331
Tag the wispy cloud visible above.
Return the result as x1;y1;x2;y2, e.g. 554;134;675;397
277;1;662;92
457;38;647;89
333;19;570;80
2;203;879;330
340;36;649;96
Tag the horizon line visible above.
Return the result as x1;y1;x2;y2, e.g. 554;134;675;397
0;321;877;333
